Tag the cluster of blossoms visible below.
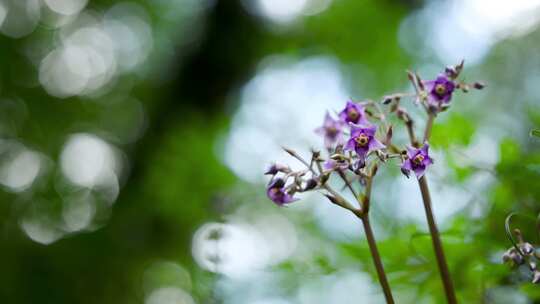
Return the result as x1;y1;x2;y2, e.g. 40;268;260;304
264;96;435;206
263;61;483;303
264;63;482;206
503;224;540;284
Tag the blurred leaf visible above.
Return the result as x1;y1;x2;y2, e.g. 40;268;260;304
431;113;475;149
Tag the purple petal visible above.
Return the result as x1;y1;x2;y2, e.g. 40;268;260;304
423;80;435;92
345;138;356;151
406;146;418;159
314;126;325;135
364;124;377;136
368;138;385;151
413;165;426;179
421;143;430;155
355;145;369;157
423;156;434;166
401;160;413;171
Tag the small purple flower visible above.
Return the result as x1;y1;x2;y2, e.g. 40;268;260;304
424;75;456;106
324;159;349;171
266;178;297;206
315;112;344;148
345;124;385;159
401;144;433;179
339;101;368;125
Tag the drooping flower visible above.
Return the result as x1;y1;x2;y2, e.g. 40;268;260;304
315;112;345;148
401;143;433;179
423;75;456;106
339;101;368;125
345;124;385;159
266;178;297;206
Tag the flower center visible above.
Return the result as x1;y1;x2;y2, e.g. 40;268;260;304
269;187;283;197
327;126;337;136
354;134;369;147
435;84;447;96
413;154;424;165
348;109;359;120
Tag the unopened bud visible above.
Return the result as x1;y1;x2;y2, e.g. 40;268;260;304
415;72;425;91
473;82;486;90
401;167;410;179
319;172;330;185
502;247;524;266
520;242;535;255
265;163;291;175
445;66;458;79
324;194;344;206
533;270;540;284
303;178;318;191
385;126;393;144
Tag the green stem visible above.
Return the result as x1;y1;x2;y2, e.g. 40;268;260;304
360;214;395;304
418;176;457;304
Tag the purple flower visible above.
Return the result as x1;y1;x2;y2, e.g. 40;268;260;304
424;75;455;106
401;144;433;179
339;101;368;125
345;124;385;159
324;159;349;171
315;112;344;148
266;178;297;206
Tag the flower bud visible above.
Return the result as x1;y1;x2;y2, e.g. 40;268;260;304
303;178;318;191
324;194;345;206
533;270;540;284
265;163;291;175
401;167;410;179
520;242;535;256
385;125;393;144
319;172;330;185
502;247;524;266
445;66;458;79
473;82;486;90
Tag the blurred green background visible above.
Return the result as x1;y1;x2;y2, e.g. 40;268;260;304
0;0;539;303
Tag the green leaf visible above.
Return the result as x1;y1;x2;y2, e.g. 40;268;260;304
531;129;540;137
431;113;475;148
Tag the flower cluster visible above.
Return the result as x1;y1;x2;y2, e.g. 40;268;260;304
502;228;540;284
265;61;482;207
264;100;388;207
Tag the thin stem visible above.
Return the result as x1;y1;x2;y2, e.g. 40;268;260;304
401;113;457;303
419;176;457;304
338;170;358;198
360;214;395;304
423;113;435;142
406;120;418;148
285;147;395;301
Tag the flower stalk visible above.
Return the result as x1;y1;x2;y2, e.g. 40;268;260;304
418;176;457;304
360;213;395;304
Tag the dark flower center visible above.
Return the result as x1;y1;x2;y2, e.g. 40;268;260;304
434;84;447;96
348;109;359;120
327;126;338;136
354;133;369;147
269;187;283;198
413;154;424;165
